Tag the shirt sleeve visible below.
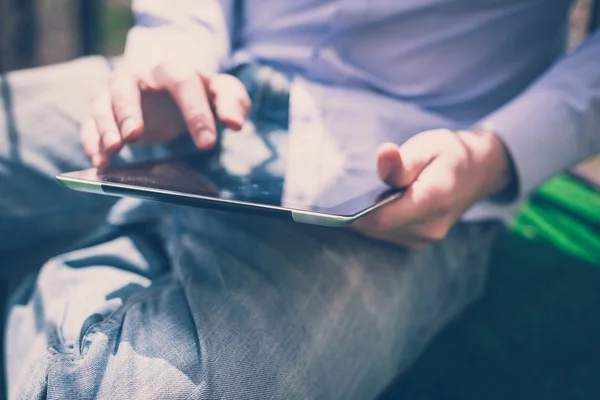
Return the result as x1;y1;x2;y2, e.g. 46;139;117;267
476;31;600;207
123;0;232;75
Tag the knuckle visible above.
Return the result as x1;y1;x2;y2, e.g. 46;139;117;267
419;182;454;213
368;212;391;233
171;77;195;94
109;76;140;107
420;129;458;150
152;62;170;77
419;182;444;202
108;70;127;87
186;112;211;130
422;223;451;242
211;74;249;99
113;105;137;121
434;191;454;213
94;116;115;134
157;61;183;72
91;89;112;114
156;62;195;86
108;81;128;100
90;91;106;109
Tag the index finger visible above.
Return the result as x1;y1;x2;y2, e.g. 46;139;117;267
152;63;216;149
382;158;457;226
354;165;450;233
351;190;421;233
108;71;144;142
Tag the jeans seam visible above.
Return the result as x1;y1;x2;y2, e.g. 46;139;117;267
75;279;172;360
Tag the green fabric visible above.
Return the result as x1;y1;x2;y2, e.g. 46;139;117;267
513;175;600;265
380;176;600;399
382;233;600;400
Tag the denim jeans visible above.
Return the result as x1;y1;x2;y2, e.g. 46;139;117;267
1;57;500;400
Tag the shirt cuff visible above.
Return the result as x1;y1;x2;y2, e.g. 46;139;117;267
460;88;586;225
477;88;583;206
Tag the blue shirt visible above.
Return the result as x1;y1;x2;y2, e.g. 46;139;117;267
124;0;600;222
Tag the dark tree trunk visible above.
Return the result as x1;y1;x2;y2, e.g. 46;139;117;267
14;0;39;68
0;0;39;72
78;0;103;56
590;0;600;32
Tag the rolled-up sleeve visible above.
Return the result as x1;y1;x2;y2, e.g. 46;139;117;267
469;31;600;219
124;0;232;74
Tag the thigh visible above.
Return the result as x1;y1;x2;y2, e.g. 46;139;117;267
5;208;499;400
170;211;500;400
0;56;160;252
5;222;172;400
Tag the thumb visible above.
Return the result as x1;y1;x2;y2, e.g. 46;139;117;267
377;139;436;188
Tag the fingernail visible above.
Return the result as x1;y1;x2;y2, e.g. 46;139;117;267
121;118;138;139
102;130;121;151
230;115;245;128
197;129;216;148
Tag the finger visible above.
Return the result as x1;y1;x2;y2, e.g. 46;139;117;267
363;161;452;233
91;88;123;154
377;136;437;188
80;118;109;168
153;64;216;149
108;71;144;142
357;186;424;230
205;74;251;130
409;156;457;215
351;217;429;250
385;158;456;226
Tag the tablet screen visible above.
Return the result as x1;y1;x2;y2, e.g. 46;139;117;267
71;119;397;217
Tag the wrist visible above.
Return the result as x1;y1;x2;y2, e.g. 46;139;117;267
457;129;513;199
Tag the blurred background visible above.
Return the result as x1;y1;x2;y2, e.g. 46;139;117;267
1;1;600;399
0;0;597;71
0;0;131;71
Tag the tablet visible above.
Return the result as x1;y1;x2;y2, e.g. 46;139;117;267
57;121;402;227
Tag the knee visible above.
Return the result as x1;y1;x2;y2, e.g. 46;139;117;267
8;279;203;399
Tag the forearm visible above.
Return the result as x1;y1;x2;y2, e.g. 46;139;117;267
477;31;600;204
456;129;512;199
124;0;232;74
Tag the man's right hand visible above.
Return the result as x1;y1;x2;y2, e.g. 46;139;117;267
82;62;251;168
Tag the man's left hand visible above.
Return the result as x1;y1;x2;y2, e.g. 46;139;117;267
353;129;511;250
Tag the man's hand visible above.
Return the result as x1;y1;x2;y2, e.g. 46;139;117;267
82;62;251;168
353;129;511;250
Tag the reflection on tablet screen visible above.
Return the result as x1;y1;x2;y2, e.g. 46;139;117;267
97;119;391;215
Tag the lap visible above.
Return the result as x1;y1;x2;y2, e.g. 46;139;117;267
0;56;163;253
6;207;500;400
3;58;500;399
